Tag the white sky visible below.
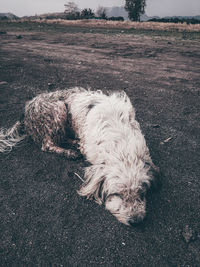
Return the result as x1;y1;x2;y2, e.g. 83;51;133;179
0;0;199;17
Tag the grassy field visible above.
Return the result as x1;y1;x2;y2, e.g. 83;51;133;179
42;18;200;31
1;20;200;40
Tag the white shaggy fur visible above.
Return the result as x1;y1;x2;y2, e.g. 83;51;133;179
0;88;158;225
0;121;26;153
70;89;158;225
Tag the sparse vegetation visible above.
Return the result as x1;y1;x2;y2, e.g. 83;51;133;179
13;19;199;33
80;9;95;20
96;6;108;20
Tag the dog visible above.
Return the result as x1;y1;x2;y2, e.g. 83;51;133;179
0;87;159;225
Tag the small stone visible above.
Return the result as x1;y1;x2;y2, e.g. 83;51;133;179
182;225;196;243
0;81;8;85
152;124;160;128
48;83;54;89
160;137;173;145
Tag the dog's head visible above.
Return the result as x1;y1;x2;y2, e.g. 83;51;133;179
78;162;160;226
103;160;160;226
104;185;147;226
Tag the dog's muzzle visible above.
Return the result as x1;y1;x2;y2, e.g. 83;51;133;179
128;214;145;226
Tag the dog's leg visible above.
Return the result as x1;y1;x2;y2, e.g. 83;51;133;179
148;158;160;173
144;153;161;191
41;140;81;160
143;149;160;173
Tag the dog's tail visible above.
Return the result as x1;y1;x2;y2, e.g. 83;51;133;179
0;120;26;153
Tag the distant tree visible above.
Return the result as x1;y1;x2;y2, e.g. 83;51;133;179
96;6;107;20
81;8;95;19
125;0;146;21
64;2;80;20
64;2;79;15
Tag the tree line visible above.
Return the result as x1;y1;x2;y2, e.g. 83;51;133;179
64;1;146;21
149;17;200;25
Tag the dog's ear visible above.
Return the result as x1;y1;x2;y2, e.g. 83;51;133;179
78;165;105;205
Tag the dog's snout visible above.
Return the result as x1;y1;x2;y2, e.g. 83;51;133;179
128;216;144;226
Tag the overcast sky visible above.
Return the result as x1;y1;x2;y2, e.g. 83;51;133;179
0;0;200;17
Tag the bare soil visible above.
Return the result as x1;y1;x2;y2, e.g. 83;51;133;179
0;22;200;266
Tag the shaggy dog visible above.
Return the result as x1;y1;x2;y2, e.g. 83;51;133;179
0;88;159;226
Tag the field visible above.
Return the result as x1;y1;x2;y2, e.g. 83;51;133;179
0;21;200;266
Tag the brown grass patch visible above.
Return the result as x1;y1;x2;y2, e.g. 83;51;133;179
26;19;200;32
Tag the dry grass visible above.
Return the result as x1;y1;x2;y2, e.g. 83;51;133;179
28;19;200;32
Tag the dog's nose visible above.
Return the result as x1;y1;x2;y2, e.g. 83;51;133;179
128;216;144;226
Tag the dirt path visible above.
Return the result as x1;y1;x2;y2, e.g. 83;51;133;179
0;22;200;266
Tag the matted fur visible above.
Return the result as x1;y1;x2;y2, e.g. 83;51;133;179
0;87;159;225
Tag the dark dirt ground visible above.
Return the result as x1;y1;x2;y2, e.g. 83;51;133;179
0;22;200;266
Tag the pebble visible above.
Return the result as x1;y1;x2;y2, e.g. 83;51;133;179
152;124;160;128
182;225;196;243
0;81;8;85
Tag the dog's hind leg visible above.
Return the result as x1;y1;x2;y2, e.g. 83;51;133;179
41;139;81;160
